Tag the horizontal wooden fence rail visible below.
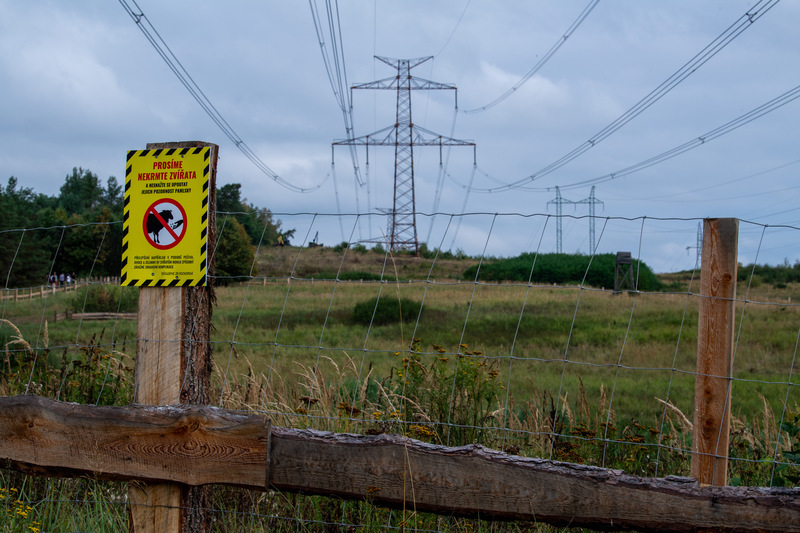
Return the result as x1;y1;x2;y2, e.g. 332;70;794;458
0;277;122;302
1;395;798;533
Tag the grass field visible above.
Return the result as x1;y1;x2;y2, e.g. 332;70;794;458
3;247;799;431
2;248;799;531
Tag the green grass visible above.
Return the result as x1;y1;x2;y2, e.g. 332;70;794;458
2;264;800;531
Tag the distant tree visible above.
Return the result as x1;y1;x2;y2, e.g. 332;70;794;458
214;217;255;285
102;176;123;213
0;177;57;286
58;167;104;214
216;182;294;246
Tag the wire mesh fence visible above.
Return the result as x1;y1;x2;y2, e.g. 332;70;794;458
1;212;799;531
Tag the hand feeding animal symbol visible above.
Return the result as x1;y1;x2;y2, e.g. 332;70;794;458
146;209;183;244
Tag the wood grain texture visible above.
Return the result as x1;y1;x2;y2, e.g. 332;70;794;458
132;286;184;533
3;396;798;532
0;396;270;487
268;427;800;533
692;218;738;486
135;287;183;406
129;483;181;533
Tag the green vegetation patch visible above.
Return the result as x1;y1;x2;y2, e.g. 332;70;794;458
352;295;422;326
464;253;663;291
71;284;138;313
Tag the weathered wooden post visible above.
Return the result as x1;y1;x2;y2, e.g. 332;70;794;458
691;218;738;485
124;141;217;533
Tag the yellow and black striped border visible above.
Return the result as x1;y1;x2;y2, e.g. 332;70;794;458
121;146;210;287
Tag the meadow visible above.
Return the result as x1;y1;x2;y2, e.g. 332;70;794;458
1;247;799;531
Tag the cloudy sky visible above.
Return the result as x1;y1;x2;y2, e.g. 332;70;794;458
1;1;798;272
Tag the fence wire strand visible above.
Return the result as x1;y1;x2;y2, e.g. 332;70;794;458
2;212;800;531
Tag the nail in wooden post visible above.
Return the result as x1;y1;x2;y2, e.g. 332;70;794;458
129;141;217;533
691;218;738;485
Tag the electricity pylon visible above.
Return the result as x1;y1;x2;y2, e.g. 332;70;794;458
576;186;603;254
547;186;573;254
333;56;475;253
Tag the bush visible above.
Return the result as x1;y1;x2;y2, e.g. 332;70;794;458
215;218;256;285
463;253;663;291
72;284;138;313
314;271;385;281
352;295;422;326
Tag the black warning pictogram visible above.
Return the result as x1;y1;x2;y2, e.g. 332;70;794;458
142;198;187;250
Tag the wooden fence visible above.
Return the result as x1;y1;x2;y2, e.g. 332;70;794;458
0;276;122;302
2;394;798;533
1;176;798;532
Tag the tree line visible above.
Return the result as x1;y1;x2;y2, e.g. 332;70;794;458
0;169;291;288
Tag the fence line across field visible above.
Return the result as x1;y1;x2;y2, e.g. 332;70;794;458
1;211;799;532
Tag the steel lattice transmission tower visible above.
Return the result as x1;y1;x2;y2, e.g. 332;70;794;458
576;186;604;254
547;186;573;254
333;56;475;253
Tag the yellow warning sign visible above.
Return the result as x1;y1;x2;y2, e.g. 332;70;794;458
121;147;210;286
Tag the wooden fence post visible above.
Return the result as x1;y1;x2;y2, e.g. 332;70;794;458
692;218;738;485
128;141;217;533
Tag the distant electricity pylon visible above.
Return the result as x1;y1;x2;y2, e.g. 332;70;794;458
547;186;572;254
333;56;475;253
575;186;603;254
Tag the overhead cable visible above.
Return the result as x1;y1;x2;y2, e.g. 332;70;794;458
310;0;365;187
458;82;800;194
482;0;780;192
117;0;323;193
552;81;800;191
435;0;473;59
461;0;599;114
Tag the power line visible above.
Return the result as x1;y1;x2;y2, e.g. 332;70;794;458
460;77;800;196
309;0;364;187
435;0;473;59
118;0;323;193
461;0;600;114
552;81;800;191
478;0;781;192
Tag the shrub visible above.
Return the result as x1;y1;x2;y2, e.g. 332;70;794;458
352;295;422;326
463;253;663;291
215;218;256;285
72;284;138;313
315;271;385;281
